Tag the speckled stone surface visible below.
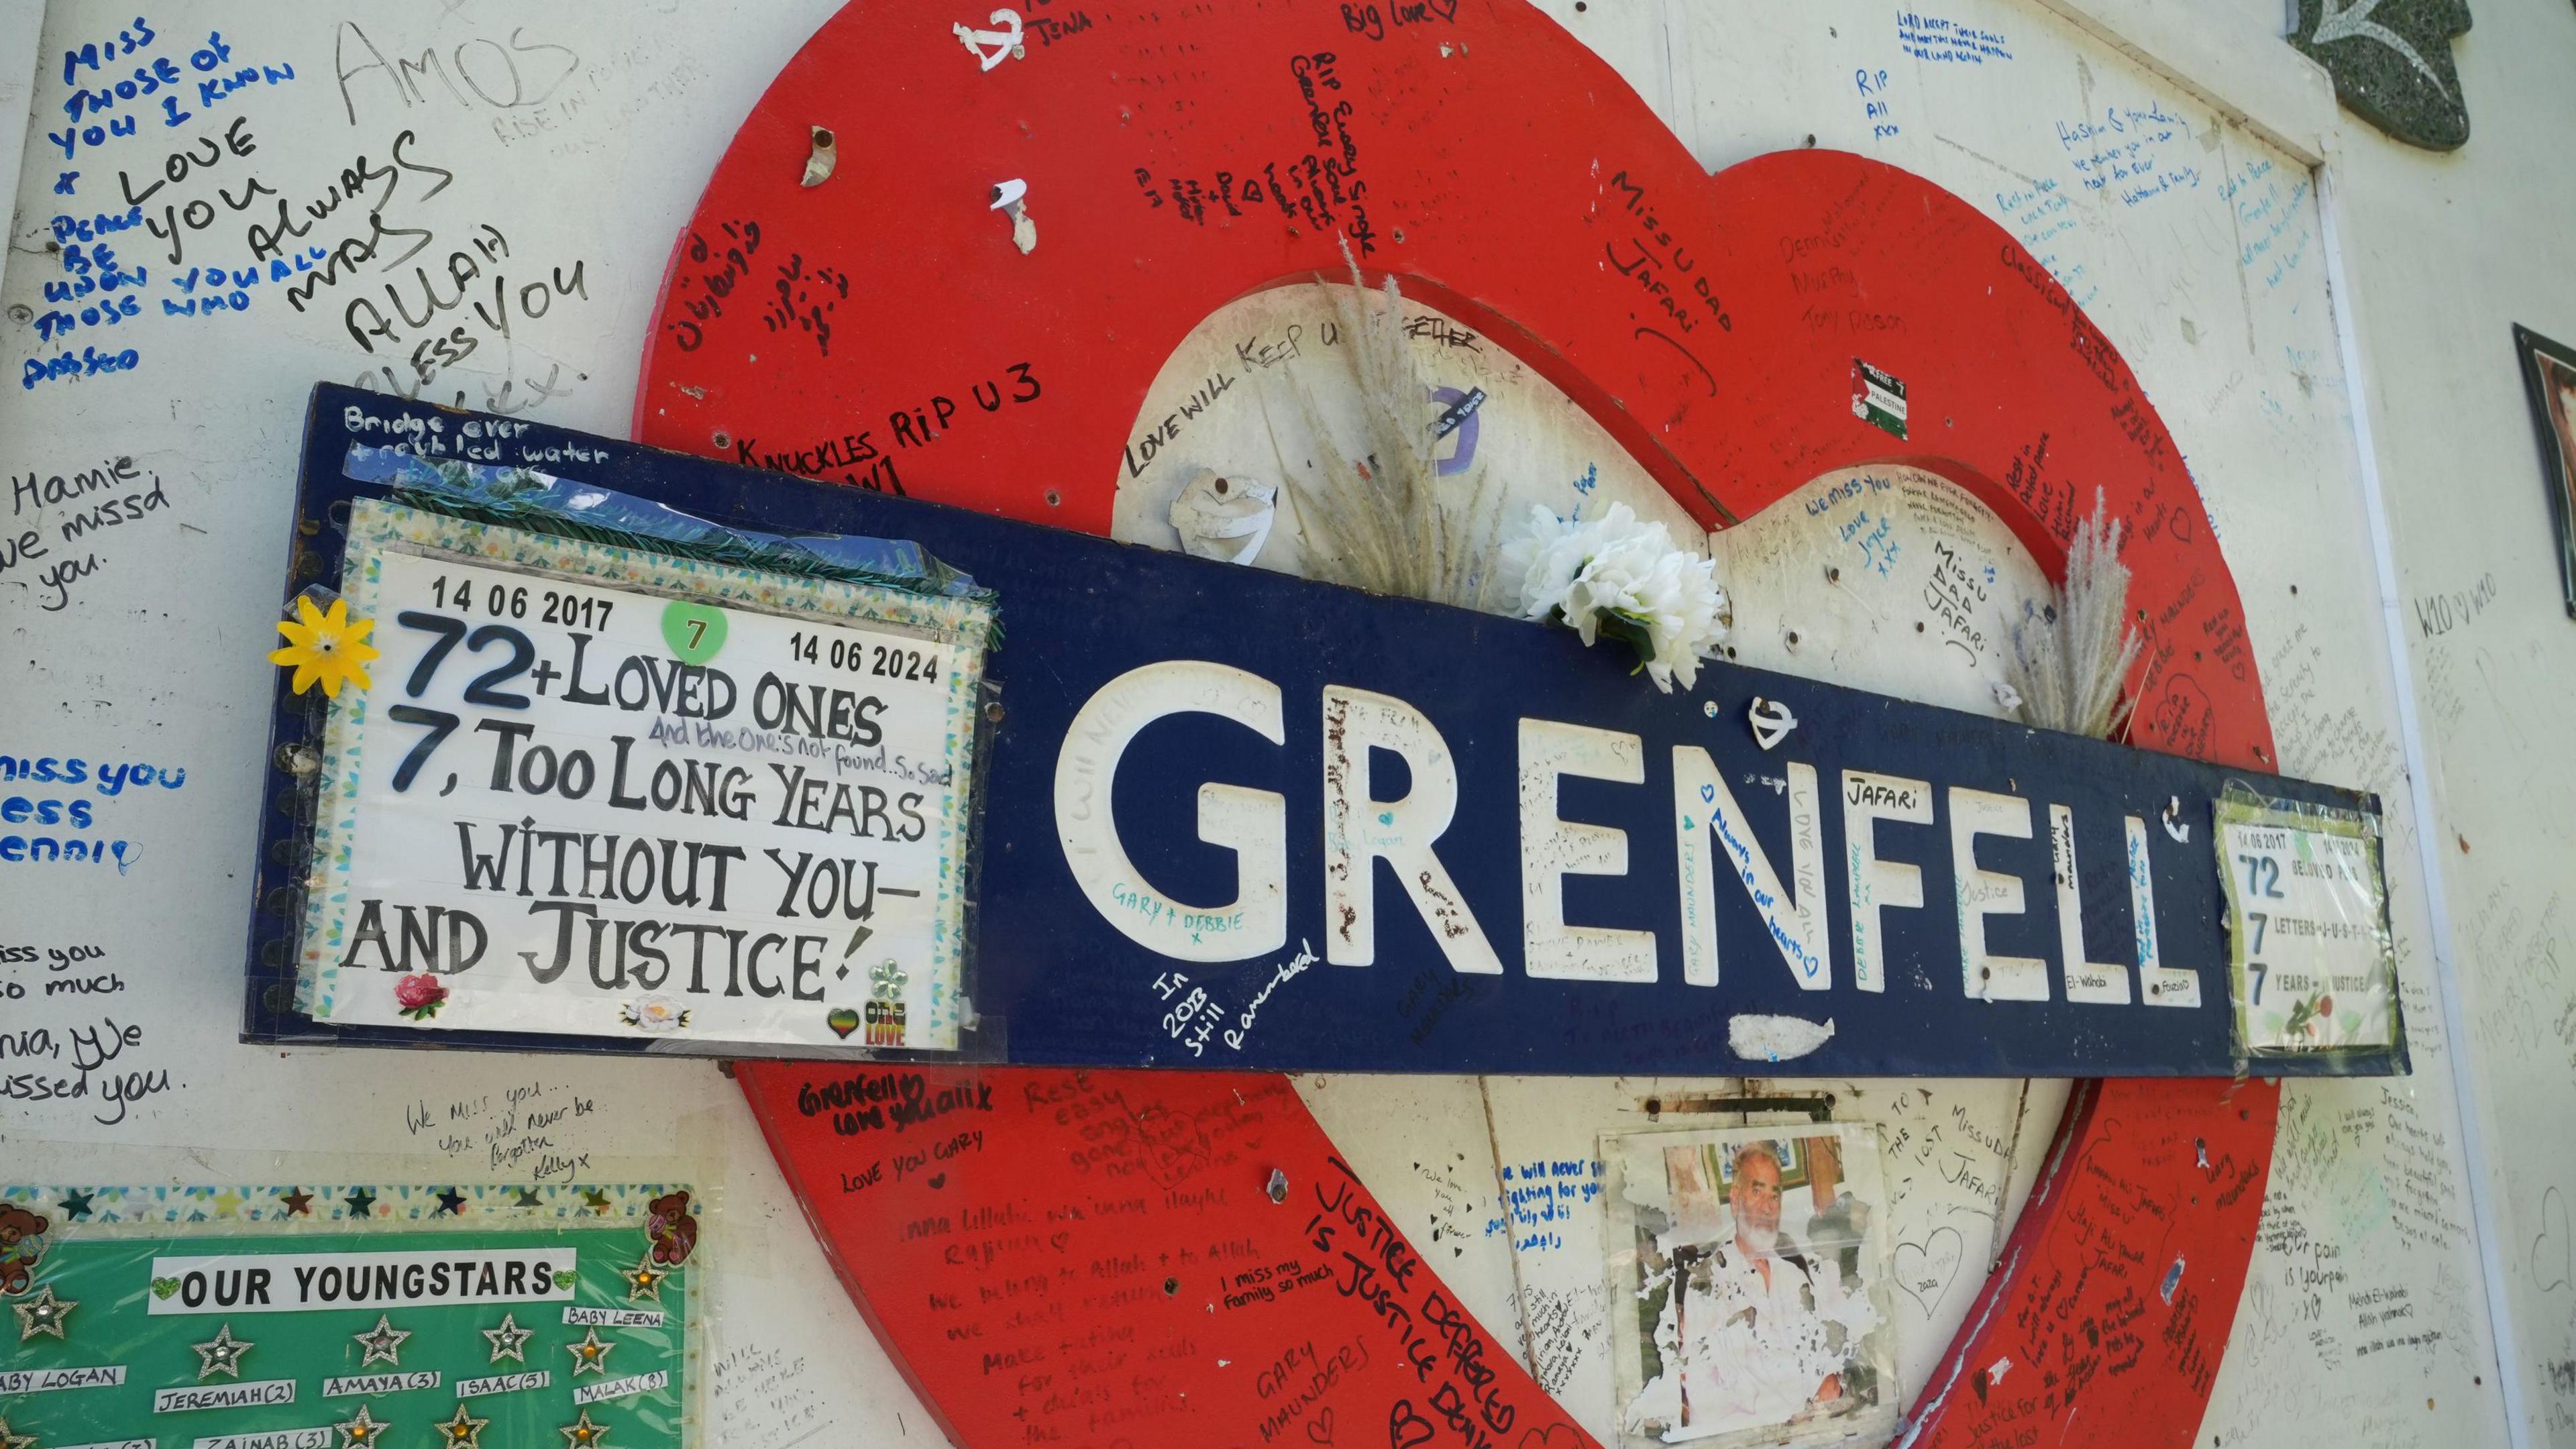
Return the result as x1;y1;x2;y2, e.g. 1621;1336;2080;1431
2290;0;2473;150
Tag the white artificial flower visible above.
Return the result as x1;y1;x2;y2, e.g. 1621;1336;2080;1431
1629;546;1729;693
1504;502;1730;692
1499;503;1604;622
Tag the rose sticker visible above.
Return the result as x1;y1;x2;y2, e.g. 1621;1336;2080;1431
394;973;448;1022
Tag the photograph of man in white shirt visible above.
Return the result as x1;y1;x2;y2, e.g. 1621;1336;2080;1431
1669;1140;1848;1430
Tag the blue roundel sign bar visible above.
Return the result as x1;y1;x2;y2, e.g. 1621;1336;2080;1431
244;386;2404;1080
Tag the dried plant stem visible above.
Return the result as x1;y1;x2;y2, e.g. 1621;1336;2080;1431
2008;488;2143;739
1275;240;1496;610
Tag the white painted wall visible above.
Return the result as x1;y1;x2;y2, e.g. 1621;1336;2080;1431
0;0;2557;1444
2288;1;2576;1444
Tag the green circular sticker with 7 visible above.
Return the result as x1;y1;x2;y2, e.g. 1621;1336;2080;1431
661;600;730;664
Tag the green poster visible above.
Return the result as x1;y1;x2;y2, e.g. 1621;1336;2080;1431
0;1184;698;1449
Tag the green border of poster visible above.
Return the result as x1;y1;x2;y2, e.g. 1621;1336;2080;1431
0;1184;698;1449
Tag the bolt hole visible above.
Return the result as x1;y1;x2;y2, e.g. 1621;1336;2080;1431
1825;566;1840;583
812;126;835;148
712;430;732;451
1915;621;1925;633
1393;227;1407;244
1044;488;1063;507
1785;631;1800;647
1163;1277;1179;1295
1802;133;1817;148
983;702;1006;723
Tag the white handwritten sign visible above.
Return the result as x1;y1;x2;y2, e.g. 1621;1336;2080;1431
152;1380;295;1413
297;502;992;1051
147;1248;574;1314
457;1369;553;1398
2216;796;2396;1053
185;1432;329;1449
574;1368;672;1404
0;1364;127;1392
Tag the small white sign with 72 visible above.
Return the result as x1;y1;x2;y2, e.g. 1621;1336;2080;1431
2222;820;2394;1051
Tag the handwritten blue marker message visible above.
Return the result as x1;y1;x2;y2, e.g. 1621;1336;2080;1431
1897;10;2012;63
24;19;303;390
1856;68;1898;142
2221;157;2314;292
1994;178;2096;309
2055;99;2200;209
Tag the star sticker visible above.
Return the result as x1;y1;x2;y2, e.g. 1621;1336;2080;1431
280;1188;314;1216
434;1402;491;1448
580;1189;611;1214
514;1187;544;1208
336;1403;392;1447
57;1188;94;1219
214;1189;245;1217
621;1256;667;1303
564;1326;616;1377
343;1188;378;1219
193;1322;255;1379
0;1416;34;1449
352;1313;411;1368
559;1408;612;1448
482;1311;535;1364
435;1189;468;1216
13;1285;74;1342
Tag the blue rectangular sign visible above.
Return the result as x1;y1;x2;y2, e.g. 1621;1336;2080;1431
245;386;2402;1078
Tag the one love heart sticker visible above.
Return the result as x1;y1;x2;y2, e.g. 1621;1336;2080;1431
661;601;730;665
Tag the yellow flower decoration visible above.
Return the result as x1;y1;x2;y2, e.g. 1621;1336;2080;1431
269;596;380;698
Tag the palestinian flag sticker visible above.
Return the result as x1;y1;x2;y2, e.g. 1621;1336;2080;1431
1853;357;1908;439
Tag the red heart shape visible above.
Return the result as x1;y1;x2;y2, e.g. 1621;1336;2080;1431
655;6;2282;1449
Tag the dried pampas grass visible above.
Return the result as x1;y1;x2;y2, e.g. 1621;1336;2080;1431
2006;490;2143;739
1274;240;1499;610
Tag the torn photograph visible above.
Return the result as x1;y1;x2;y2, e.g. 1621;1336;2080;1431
1603;1124;1900;1448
